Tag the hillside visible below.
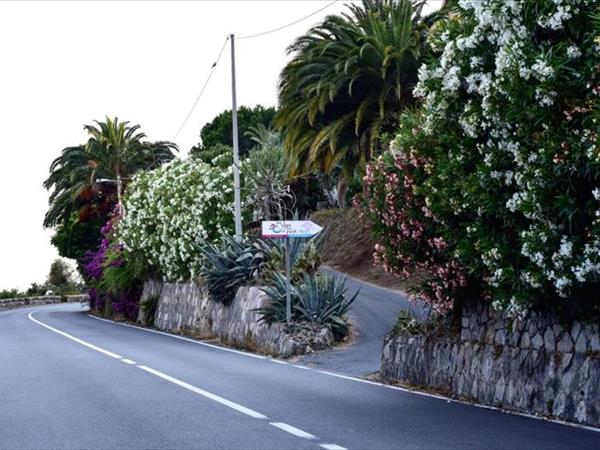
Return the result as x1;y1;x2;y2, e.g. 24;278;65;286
311;208;407;292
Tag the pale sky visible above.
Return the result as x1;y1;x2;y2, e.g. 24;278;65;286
0;0;441;291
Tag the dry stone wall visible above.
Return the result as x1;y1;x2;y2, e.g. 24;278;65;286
140;280;333;358
381;303;600;427
0;295;87;311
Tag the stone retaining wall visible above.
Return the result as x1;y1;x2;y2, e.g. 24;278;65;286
140;280;333;358
381;303;600;427
0;294;88;311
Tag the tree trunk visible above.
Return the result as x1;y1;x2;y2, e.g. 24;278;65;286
337;175;348;208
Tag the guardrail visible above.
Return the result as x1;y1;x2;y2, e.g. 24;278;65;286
0;294;88;311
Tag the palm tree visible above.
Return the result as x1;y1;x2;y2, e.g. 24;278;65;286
44;117;177;227
276;0;428;206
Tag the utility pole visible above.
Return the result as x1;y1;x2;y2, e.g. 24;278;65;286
230;33;243;241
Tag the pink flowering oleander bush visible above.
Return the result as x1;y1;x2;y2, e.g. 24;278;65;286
360;0;600;319
357;112;470;314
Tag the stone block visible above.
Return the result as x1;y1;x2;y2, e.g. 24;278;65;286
380;299;600;428
521;331;531;348
532;333;544;350
590;333;600;353
557;332;574;354
574;331;587;354
570;322;582;342
544;327;555;352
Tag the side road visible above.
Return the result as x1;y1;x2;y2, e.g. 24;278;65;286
1;303;598;449
298;268;426;376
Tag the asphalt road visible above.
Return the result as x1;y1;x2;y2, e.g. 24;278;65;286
1;304;598;450
298;270;427;376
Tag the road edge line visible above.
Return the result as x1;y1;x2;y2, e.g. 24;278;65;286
86;310;600;434
86;313;267;360
28;311;123;359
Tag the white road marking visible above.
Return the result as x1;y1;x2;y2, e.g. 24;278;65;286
27;309;349;448
270;422;316;440
136;365;268;419
314;370;600;434
320;444;348;450
87;314;267;360
28;312;122;359
85;309;600;434
270;359;289;365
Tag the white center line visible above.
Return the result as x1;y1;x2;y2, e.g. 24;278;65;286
270;422;316;440
120;358;137;365
136;365;268;419
28;312;122;359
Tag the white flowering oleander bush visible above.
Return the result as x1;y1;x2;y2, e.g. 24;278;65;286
360;0;600;318
118;158;245;281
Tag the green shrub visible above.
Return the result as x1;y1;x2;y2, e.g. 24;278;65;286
360;0;600;319
391;311;424;336
0;289;23;300
258;272;357;340
141;295;160;327
119;158;250;281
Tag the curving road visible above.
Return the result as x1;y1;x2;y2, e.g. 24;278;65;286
1;304;598;449
298;270;427;376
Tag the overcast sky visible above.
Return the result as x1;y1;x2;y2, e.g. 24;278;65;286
0;0;441;291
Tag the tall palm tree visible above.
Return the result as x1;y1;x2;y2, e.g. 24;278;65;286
44;117;177;227
276;0;428;205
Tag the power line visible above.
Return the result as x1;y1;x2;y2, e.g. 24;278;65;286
173;1;339;141
237;0;338;40
172;36;229;141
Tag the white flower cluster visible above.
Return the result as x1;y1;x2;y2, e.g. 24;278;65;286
537;0;577;30
410;0;600;308
117;158;242;281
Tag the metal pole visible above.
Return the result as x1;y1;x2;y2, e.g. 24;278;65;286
116;172;125;216
230;33;243;241
285;237;292;326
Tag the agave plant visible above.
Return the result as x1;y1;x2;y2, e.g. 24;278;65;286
259;233;323;283
199;236;271;304
258;272;358;339
296;273;358;339
257;272;297;324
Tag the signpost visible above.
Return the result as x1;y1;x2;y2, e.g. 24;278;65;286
261;221;323;325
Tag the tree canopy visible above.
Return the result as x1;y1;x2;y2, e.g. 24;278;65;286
43;117;177;267
276;0;428;204
190;105;276;159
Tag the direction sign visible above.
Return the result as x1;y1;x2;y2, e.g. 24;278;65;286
261;220;323;239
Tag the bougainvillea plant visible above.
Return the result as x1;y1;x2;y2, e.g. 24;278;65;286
360;0;600;318
83;215;144;321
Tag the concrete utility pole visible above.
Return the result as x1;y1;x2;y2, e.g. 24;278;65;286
230;33;243;241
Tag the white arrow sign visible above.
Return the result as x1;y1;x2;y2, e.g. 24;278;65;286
261;220;323;239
